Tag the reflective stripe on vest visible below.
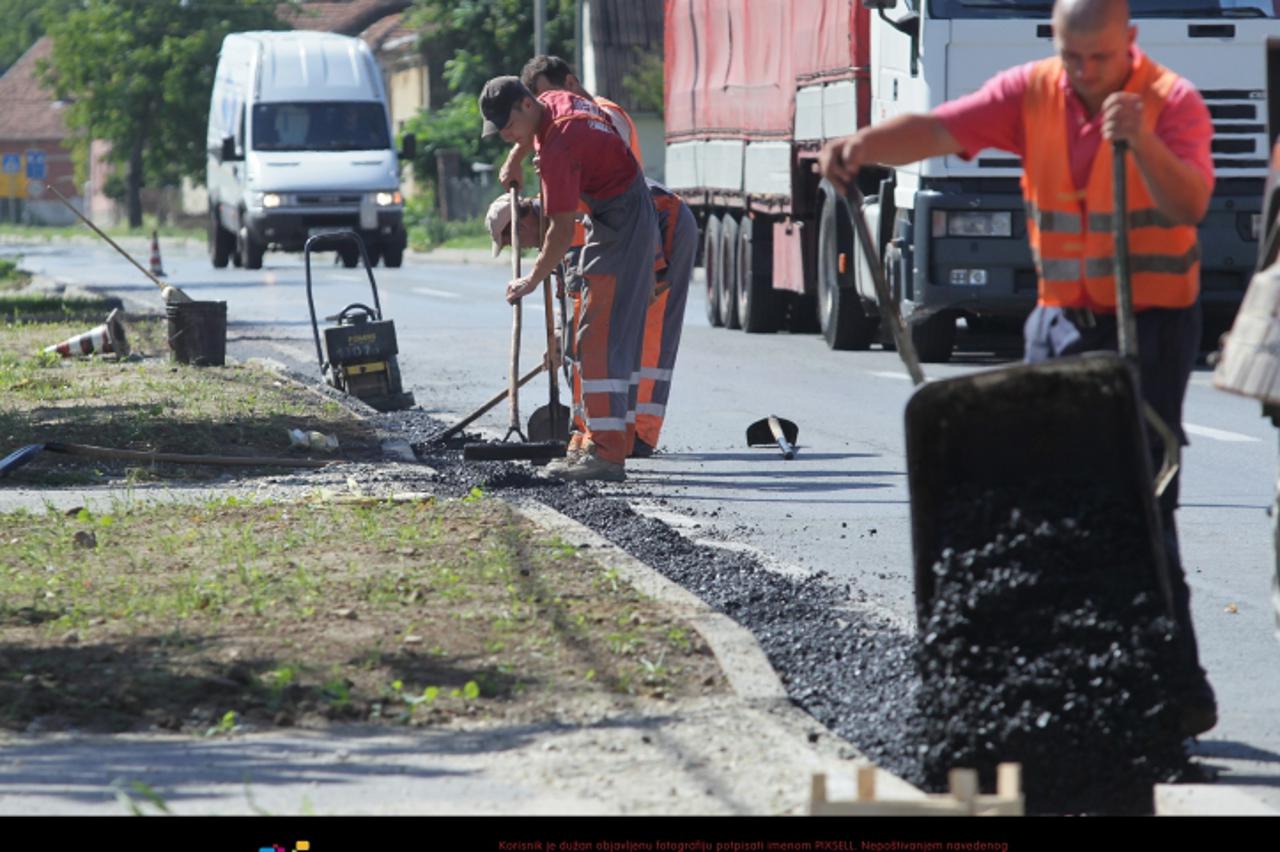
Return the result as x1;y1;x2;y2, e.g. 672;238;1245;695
1021;55;1200;311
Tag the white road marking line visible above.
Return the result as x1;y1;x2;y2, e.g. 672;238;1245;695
869;370;912;381
411;287;460;300
1184;423;1261;443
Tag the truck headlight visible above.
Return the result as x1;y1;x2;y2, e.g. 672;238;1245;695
933;211;1013;238
374;191;403;206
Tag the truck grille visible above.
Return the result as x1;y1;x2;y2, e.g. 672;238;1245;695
971;90;1270;173
1202;89;1268;171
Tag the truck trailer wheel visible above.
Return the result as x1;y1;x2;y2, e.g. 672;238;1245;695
703;214;723;327
737;218;776;333
208;209;234;269
817;185;876;350
718;213;741;329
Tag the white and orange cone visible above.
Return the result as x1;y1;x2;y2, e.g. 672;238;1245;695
149;230;166;277
44;308;130;359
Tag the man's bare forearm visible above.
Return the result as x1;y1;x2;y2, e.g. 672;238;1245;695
528;214;576;286
820;113;963;188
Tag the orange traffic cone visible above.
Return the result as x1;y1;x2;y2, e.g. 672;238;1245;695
44;308;130;358
149;230;166;277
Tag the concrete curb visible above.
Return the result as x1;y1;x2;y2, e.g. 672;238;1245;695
508;497;927;804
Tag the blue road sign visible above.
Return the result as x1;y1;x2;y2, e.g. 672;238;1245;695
25;150;45;180
1;154;18;174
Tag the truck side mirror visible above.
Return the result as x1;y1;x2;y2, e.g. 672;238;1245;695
401;132;416;161
862;0;898;9
220;135;239;163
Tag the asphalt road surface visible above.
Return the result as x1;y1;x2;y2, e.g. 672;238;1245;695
8;237;1279;804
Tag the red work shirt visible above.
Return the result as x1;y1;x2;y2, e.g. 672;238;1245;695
934;47;1215;193
534;90;639;216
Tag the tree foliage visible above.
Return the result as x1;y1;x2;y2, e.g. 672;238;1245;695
408;0;577;106
40;0;284;227
0;0;78;75
403;0;577;203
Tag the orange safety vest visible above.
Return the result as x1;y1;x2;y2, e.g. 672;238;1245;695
566;98;644;248
1022;55;1200;311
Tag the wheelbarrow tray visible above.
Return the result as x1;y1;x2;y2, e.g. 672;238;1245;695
905;353;1173;626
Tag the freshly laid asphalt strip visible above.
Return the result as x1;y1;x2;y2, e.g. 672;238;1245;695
918;481;1198;814
251;394;1206;810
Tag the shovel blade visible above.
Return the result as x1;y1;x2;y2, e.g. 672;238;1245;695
0;444;46;478
528;401;572;444
462;440;567;462
746;416;799;447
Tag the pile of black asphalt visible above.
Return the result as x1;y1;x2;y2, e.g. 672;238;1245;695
917;481;1197;814
368;408;1197;812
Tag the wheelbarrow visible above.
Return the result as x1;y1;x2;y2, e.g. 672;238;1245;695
846;142;1177;627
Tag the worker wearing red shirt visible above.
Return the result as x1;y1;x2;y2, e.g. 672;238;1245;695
480;76;658;481
819;0;1216;736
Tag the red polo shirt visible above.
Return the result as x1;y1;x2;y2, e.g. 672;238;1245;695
934;47;1215;193
534;90;639;216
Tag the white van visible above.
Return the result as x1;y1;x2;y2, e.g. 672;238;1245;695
206;31;415;269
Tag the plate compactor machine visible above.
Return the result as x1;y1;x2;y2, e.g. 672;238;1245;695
305;231;415;412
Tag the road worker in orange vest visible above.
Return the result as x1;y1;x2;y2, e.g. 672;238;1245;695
819;0;1216;737
481;75;657;482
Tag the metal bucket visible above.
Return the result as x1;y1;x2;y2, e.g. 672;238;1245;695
166;300;227;366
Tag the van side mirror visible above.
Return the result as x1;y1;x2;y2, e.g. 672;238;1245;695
401;132;416;161
863;0;898;8
220;135;240;163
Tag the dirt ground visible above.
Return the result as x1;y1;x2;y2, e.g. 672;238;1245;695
0;496;727;737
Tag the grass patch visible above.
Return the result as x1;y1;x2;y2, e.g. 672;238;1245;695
0;221;204;243
406;215;490;253
0;293;125;323
0;257;29;292
0;313;379;483
0;496;725;734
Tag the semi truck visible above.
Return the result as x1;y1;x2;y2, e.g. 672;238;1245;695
206;31;414;270
664;0;1280;361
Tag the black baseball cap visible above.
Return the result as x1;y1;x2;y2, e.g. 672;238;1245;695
479;76;534;138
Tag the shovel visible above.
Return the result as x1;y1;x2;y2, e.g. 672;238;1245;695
463;185;566;462
746;415;799;459
527;189;572;443
842;146;1175;626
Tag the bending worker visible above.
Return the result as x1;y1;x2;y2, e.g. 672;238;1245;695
479;75;657;482
504;56;692;457
819;0;1216;736
485;179;697;459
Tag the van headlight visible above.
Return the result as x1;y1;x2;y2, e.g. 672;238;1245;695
374;191;403;207
252;192;284;209
932;210;1013;238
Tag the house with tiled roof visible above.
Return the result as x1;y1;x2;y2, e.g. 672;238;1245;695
0;37;79;225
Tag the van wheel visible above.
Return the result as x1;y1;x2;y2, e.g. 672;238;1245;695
238;225;264;270
382;244;403;268
209;209;233;269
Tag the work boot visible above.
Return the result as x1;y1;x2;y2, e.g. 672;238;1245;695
542;433;586;474
546;447;626;482
629;438;657;459
1176;675;1218;739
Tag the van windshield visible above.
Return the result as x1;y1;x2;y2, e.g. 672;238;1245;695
251;102;391;152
